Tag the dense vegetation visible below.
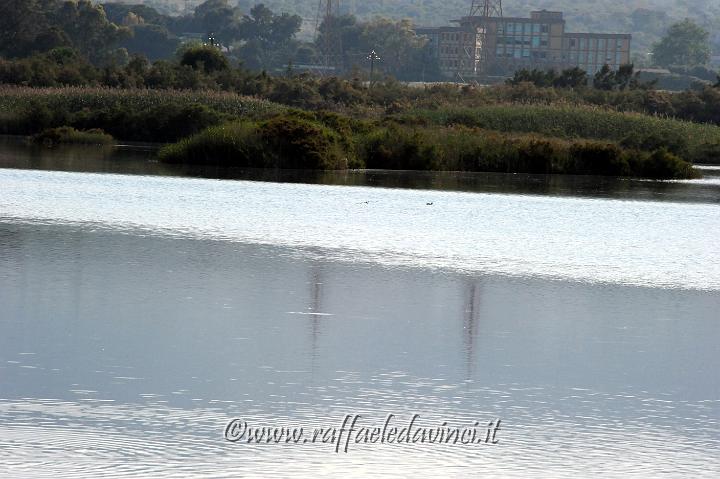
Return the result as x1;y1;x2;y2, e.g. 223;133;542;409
31;126;114;146
158;112;698;179
404;104;720;164
0;1;717;178
0;86;281;141
159;116;352;169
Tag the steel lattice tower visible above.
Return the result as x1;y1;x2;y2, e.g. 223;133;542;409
458;0;504;80
469;0;503;18
315;0;343;72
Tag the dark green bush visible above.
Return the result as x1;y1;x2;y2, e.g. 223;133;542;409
361;126;439;170
179;45;229;73
630;148;699;179
569;142;629;176
356;125;696;178
32;126;114;146
159;117;350;169
258;116;348;169
514;139;561;174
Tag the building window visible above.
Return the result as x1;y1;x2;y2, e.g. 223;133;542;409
532;37;540;48
579;38;587;49
541;24;549;33
616;52;623;64
569;38;577;48
599;38;606;50
532;23;541;34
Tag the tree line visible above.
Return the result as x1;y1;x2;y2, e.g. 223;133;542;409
2;1;716;81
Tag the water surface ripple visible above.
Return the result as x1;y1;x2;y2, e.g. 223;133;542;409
0;168;718;290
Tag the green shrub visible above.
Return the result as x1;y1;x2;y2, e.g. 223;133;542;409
630;148;699;179
361;126;440;170
568;142;629;176
159;122;261;166
179;45;230;73
159;117;351;169
258;116;348;169
514;138;563;174
32;126;114;146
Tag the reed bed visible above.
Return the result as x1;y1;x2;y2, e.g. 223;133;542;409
0;86;283;117
408;104;720;163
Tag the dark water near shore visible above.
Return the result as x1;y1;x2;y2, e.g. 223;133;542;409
1;136;719;203
0;141;719;477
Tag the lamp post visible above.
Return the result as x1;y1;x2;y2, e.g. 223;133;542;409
366;50;381;88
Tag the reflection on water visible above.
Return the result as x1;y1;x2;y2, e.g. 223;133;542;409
0;221;718;477
1;167;718;290
1;136;719;203
0;141;719;477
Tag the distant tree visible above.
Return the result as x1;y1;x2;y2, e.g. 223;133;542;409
507;69;555;87
193;0;243;46
55;1;129;63
180;44;229;73
508;68;588;89
102;3;167;26
554;67;588;88
0;0;128;62
593;65;616;90
359;18;428;80
314;15;431;80
593;64;652;91
124;24;180;61
652;19;711;68
233;4;302;70
0;0;48;56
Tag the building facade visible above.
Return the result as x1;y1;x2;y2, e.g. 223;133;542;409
418;10;631;79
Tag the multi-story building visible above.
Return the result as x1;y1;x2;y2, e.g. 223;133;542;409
418;10;631;79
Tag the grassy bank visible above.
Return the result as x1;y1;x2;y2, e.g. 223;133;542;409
359;125;697;178
159;115;698;179
0;86;284;142
0;86;705;178
404;104;720;164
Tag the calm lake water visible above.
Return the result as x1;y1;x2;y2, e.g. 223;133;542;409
1;142;719;477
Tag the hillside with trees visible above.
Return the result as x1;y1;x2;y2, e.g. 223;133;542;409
101;0;720;59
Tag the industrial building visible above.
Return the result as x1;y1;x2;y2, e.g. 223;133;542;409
417;10;632;79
